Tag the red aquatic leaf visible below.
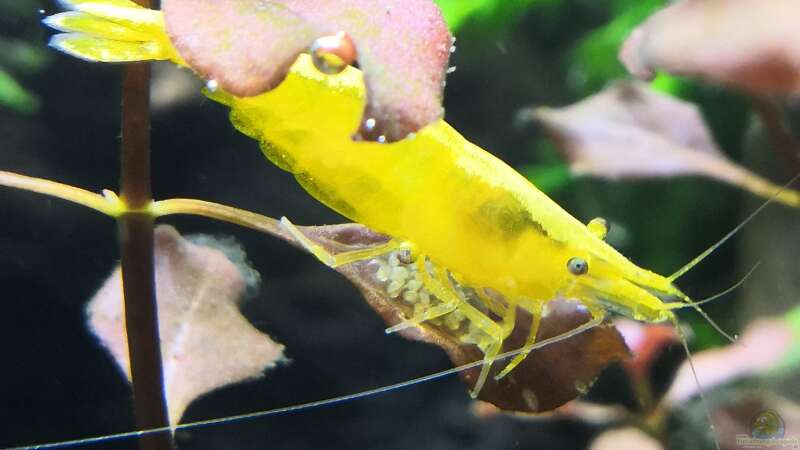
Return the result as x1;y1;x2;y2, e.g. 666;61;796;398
163;0;451;142
619;0;800;95
615;319;679;384
87;225;285;427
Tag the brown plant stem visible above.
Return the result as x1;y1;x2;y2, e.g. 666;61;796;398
119;0;172;446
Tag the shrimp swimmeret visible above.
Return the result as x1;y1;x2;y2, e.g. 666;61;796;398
42;0;772;438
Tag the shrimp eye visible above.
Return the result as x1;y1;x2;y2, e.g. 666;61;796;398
567;257;588;275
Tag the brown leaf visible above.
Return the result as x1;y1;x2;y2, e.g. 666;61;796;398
532;81;800;207
272;222;630;413
163;0;451;142
87;225;285;427
619;0;800;95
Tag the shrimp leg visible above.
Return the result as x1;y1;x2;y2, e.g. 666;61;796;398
280;216;402;267
435;271;508;397
494;300;542;380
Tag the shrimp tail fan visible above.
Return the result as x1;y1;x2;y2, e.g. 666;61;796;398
43;0;182;64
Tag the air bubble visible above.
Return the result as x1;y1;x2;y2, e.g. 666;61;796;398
310;32;357;75
364;117;376;131
446;66;457;74
206;79;219;92
377;135;387;143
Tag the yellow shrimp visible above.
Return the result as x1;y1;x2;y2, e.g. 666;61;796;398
44;0;743;403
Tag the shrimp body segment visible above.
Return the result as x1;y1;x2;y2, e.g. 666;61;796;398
45;2;691;396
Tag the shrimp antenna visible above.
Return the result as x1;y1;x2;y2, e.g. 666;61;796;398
663;261;761;449
3;319;601;450
689;303;736;343
668;260;761;343
668;172;800;282
668;261;760;310
670;316;721;450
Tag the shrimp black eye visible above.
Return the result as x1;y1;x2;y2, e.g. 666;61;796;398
567;257;588;275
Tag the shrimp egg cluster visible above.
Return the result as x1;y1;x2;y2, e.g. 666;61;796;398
367;251;496;353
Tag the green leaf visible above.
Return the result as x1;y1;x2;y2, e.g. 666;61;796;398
434;0;551;32
569;0;664;95
649;73;688;96
0;39;51;74
0;69;38;114
775;306;800;374
521;163;572;194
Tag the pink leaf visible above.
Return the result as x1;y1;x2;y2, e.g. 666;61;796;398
163;0;317;96
664;317;795;406
87;225;285;427
531;81;800;207
163;0;451;142
619;0;800;95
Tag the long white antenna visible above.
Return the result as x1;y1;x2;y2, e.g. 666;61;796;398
4;318;602;450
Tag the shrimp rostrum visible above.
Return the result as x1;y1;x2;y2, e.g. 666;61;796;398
45;0;731;398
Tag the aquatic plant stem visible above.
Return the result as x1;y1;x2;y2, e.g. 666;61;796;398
118;0;173;446
0;170;122;216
